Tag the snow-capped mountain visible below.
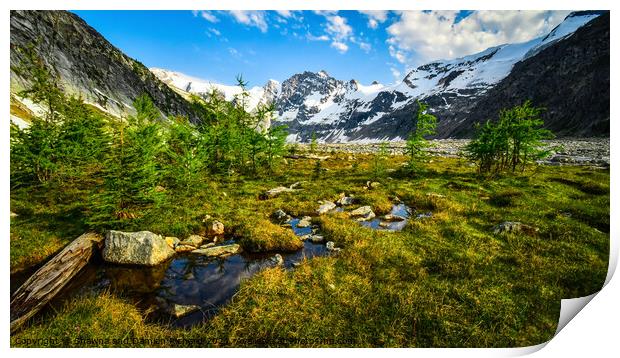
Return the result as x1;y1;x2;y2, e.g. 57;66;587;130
151;11;606;142
150;68;281;112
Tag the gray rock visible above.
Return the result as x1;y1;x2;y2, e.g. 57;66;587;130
309;235;325;243
165;302;200;318
415;212;433;220
492;221;538;235
103;230;175;266
262;185;300;199
350;206;376;221
336;196;355;206
207;220;225;236
317;201;336;215
272;209;291;224
175;244;197;253
180;234;205;247
297;216;312;228
270;254;284;266
326;241;341;252
164;236;180;249
192;244;242;257
383;214;406;222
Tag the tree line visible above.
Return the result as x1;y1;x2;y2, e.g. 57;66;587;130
10;45;288;228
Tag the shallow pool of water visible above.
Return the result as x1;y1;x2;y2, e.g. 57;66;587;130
359;203;412;231
12;218;329;328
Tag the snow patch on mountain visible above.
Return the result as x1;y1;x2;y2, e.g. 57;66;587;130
151;68;280;112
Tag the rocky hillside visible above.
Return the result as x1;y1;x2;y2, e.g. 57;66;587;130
10;10;197;121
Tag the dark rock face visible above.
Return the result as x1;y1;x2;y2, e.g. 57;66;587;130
10;10;197;121
444;12;610;138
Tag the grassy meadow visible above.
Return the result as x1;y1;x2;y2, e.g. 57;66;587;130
10;149;609;347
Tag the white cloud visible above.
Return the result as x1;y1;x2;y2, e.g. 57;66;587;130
330;41;349;53
359;41;371;52
276;10;292;18
359;10;389;29
307;33;330;41
228;47;240;57
206;28;221;37
325;15;352;41
228;10;268;33
390;67;401;81
313;10;338;16
193;10;219;23
386;10;572;64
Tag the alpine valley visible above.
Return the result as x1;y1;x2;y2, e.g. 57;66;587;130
10;10;609;142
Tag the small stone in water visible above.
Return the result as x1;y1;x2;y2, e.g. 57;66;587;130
175;244;197;253
169;303;200;318
270;254;284;266
310;235;325;243
383;214;406;222
297;216;312;228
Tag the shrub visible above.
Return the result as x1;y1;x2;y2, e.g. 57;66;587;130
465;101;554;174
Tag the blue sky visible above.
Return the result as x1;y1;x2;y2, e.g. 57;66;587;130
71;10;571;87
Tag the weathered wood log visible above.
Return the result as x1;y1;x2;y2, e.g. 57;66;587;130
10;232;104;333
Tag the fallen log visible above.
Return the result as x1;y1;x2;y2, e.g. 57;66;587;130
10;232;104;333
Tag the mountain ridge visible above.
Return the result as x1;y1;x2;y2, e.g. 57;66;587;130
151;10;607;142
10;10;609;143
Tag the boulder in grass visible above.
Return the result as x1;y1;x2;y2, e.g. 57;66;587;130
103;231;175;266
207;220;225;237
317;201;336;215
492;221;539;235
272;209;292;224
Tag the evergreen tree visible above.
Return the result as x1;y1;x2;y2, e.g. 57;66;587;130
88;94;165;228
465;101;554;174
310;131;318;154
371;142;389;180
264;124;288;174
162;116;208;193
405;101;437;172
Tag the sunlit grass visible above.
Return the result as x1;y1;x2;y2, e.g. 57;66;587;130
11;149;609;347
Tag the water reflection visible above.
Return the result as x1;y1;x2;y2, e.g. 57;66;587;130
360;204;412;231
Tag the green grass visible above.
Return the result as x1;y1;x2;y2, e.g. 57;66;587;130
10;151;609;347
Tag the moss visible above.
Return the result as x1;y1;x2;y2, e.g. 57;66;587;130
236;218;303;253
